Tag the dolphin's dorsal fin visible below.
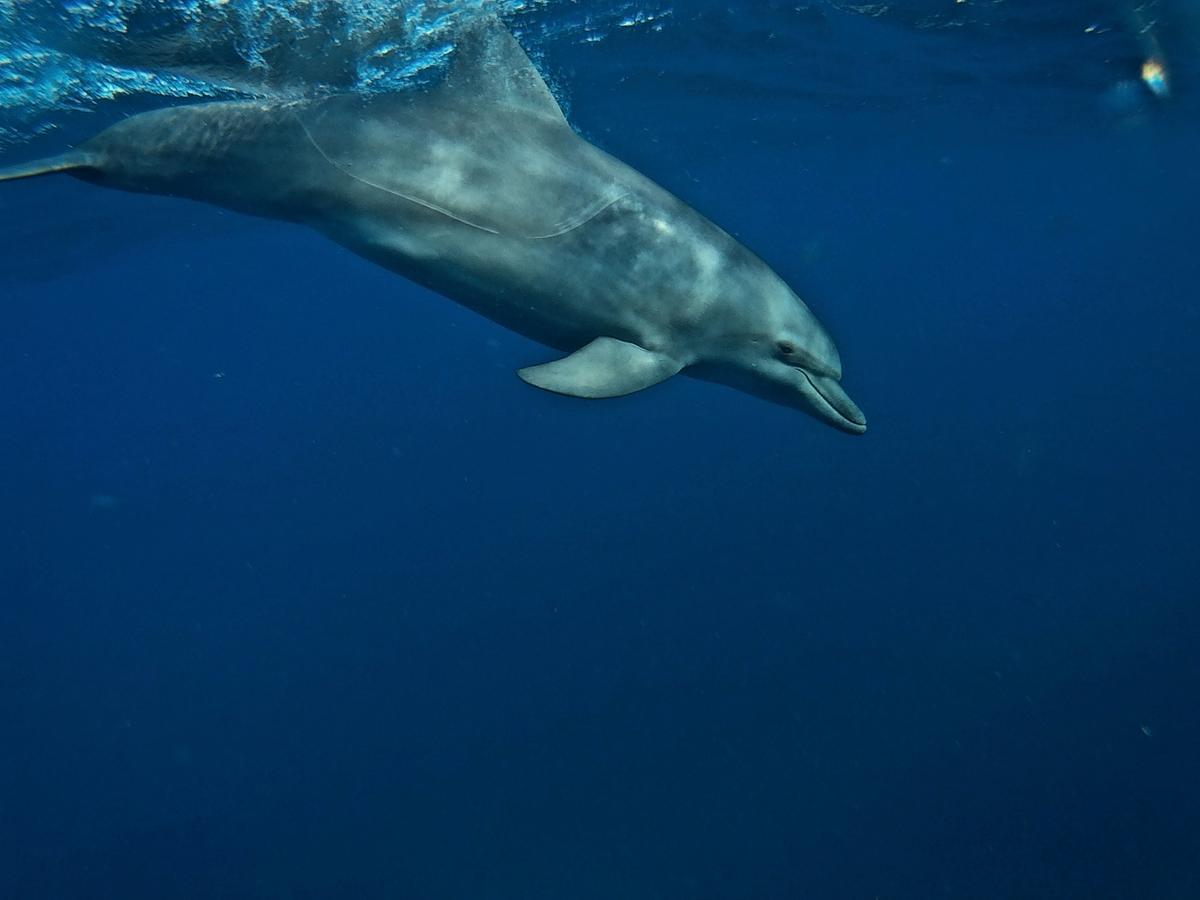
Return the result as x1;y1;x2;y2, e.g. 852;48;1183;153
441;16;568;125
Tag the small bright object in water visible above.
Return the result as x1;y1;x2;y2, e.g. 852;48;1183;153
1141;58;1169;98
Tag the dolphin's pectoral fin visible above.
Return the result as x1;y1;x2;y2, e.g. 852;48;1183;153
518;338;683;399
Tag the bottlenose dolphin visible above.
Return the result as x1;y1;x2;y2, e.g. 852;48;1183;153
0;19;866;433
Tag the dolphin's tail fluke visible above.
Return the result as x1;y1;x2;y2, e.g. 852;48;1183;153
0;151;95;183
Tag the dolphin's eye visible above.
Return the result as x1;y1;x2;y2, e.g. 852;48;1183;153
776;340;796;355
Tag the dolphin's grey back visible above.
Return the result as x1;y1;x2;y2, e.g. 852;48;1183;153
295;94;629;239
0;18;631;239
293;25;631;240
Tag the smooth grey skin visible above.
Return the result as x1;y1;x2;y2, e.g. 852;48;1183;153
0;19;866;433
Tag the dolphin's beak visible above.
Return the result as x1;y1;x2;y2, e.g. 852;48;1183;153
801;370;867;435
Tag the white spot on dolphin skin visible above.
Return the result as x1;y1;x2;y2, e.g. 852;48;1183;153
425;139;468;198
651;217;673;236
692;242;722;291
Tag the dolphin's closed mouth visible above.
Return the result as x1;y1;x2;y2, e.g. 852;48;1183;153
802;370;867;434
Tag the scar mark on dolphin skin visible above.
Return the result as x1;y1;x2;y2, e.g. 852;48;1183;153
293;112;628;240
530;190;632;240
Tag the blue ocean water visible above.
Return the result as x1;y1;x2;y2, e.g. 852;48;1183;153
1;2;1198;897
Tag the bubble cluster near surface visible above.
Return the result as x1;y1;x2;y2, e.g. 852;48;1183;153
0;0;671;145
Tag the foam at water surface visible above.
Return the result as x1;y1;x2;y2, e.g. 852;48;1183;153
0;0;1191;147
0;0;673;145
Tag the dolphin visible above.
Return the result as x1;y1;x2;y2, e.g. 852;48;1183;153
0;19;866;433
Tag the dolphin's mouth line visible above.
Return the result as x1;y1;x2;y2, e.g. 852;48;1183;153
799;368;866;433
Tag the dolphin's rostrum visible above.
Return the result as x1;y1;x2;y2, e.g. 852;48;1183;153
0;19;866;433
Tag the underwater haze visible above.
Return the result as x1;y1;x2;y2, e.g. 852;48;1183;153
2;1;1199;897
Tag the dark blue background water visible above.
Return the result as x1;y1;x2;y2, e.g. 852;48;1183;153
2;4;1198;897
